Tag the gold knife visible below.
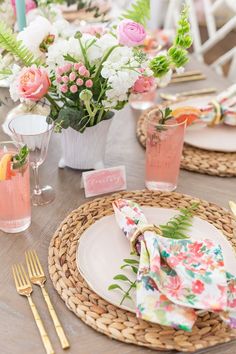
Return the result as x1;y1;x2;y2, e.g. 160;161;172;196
172;70;203;78
160;88;217;101
170;74;206;84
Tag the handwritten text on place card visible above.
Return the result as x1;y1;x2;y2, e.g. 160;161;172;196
82;166;127;198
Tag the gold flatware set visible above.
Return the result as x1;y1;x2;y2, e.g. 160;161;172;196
170;70;206;84
12;250;69;354
160;87;217;101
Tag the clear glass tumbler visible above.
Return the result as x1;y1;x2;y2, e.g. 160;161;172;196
9;114;55;206
129;86;157;110
145;108;186;192
0;141;31;233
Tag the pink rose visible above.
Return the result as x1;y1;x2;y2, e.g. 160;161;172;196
17;66;50;101
11;0;37;15
117;19;146;47
132;75;155;93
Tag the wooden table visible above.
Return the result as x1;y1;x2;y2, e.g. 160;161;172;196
0;58;236;354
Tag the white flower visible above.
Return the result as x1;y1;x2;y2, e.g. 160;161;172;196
46;40;70;70
17;16;58;58
156;69;173;88
85;34;118;63
46;37;83;71
101;46;140;108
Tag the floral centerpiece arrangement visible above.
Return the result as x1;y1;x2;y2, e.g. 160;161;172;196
0;0;192;169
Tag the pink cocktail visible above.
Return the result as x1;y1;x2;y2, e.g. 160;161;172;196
145;109;186;191
0;142;31;233
129;86;157;110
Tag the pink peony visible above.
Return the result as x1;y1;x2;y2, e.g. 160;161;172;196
117;19;146;47
11;0;36;15
132;75;155;93
15;66;50;101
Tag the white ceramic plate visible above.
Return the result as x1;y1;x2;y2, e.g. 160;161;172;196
77;207;236;312
170;96;236;152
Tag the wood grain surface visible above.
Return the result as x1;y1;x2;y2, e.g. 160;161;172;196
0;57;236;354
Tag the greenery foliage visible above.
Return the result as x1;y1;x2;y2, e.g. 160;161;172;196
108;258;139;305
12;145;29;169
159;107;173;124
0;22;42;67
149;5;192;77
121;0;150;27
160;203;199;239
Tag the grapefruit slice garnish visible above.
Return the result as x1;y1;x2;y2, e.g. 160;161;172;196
0;153;13;181
172;106;201;126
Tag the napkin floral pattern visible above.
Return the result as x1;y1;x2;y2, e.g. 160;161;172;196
113;199;236;330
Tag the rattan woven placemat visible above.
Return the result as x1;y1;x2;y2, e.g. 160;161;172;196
137;107;236;177
48;190;236;352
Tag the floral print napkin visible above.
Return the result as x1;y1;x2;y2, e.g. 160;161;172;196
113;199;236;331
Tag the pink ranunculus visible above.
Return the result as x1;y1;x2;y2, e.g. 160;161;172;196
117;19;146;47
11;0;37;15
132;75;155;93
17;66;50;101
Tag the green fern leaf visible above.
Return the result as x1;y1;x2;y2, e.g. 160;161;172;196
0;21;42;67
160;203;199;239
121;0;150;27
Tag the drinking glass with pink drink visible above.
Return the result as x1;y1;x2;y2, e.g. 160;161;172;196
0;141;31;233
129;86;157;110
145;108;186;192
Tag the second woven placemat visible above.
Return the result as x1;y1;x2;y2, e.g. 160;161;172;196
137;107;236;177
48;190;236;352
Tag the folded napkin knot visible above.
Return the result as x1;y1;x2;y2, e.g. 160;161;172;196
113;198;236;331
131;224;162;254
208;100;222;126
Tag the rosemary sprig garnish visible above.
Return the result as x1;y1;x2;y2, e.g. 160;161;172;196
159;107;173;124
155;107;173;132
12;145;29;170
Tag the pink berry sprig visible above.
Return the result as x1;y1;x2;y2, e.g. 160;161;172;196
56;62;93;95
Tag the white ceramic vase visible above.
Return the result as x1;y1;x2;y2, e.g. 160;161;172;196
59;118;113;170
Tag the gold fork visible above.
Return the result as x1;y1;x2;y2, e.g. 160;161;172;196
26;250;70;350
12;264;54;354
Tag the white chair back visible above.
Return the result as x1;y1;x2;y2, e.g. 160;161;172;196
163;0;236;80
